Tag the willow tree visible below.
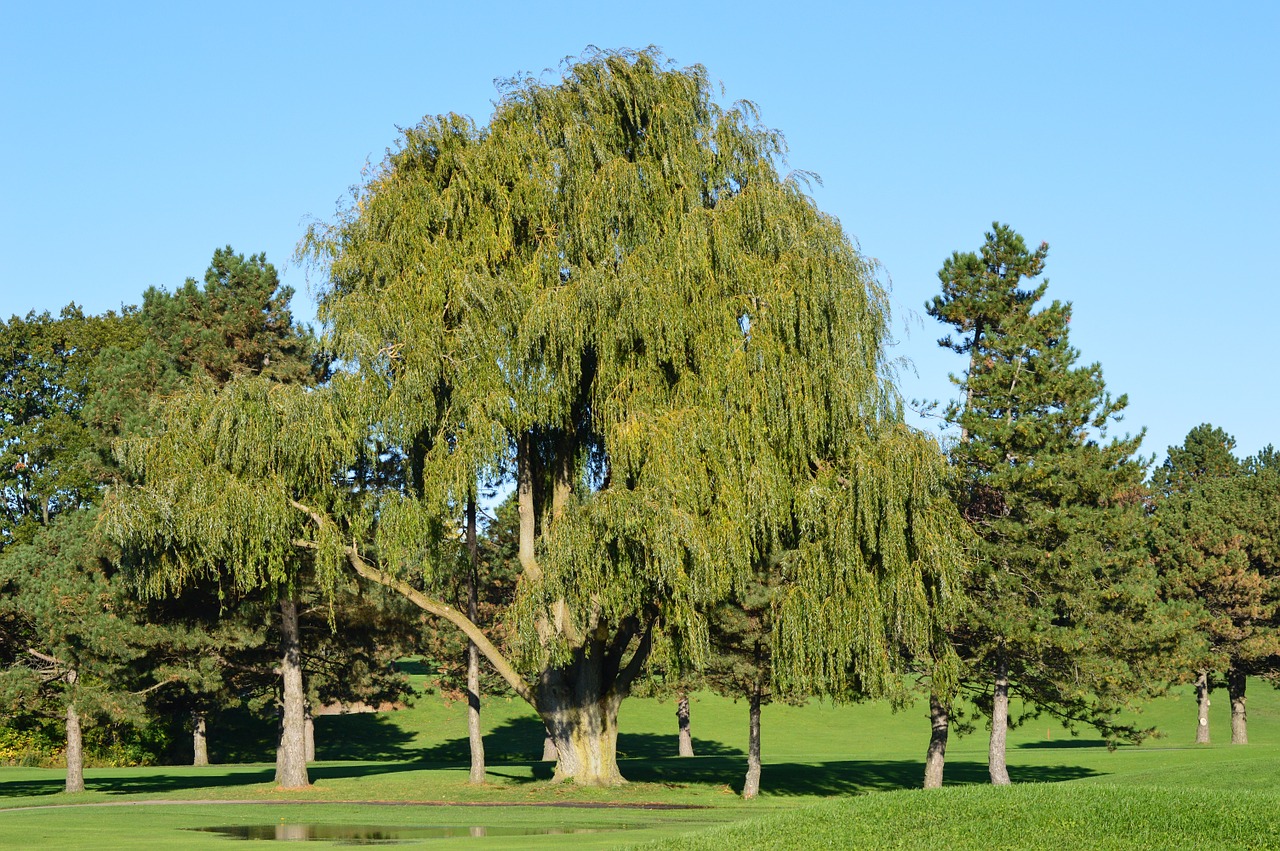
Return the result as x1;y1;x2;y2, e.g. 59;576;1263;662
112;49;965;787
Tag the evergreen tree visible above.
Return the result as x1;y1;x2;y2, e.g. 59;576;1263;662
1152;425;1280;744
0;511;176;791
100;248;330;787
108;49;967;786
927;224;1175;786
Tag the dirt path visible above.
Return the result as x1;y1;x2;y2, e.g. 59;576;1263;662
0;798;708;813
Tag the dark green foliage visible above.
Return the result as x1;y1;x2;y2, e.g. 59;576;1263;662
0;306;139;548
929;224;1175;742
0;511;174;740
1151;426;1280;688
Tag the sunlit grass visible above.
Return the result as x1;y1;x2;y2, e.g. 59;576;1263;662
2;678;1277;848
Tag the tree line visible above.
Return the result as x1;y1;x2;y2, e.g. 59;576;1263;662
1;48;1276;798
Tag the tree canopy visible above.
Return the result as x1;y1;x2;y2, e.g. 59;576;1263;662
927;224;1177;786
108;49;968;785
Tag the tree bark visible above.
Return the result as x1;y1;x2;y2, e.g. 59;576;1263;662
465;496;486;784
538;652;623;786
64;701;85;794
988;656;1011;785
1227;666;1247;745
541;733;558;762
304;705;316;762
923;691;949;789
535;616;654;786
1195;669;1211;744
192;711;209;766
677;692;694;757
743;682;763;799
275;596;310;788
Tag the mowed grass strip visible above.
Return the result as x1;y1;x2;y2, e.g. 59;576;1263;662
3;681;1279;847
633;784;1280;850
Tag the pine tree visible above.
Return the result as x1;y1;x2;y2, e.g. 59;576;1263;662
1152;425;1280;744
927;224;1175;786
98;248;329;787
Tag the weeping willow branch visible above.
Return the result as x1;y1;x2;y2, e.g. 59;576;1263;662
288;499;537;709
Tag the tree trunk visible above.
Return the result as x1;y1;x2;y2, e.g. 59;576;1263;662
465;496;486;785
743;683;763;799
541;733;558;762
275;596;310;788
1227;666;1247;745
536;637;635;786
677;692;694;757
192;711;209;766
923;691;949;789
64;701;85;794
304;705;316;762
988;657;1011;786
1195;670;1211;744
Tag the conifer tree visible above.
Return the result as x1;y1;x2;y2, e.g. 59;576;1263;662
0;511;176;791
109;49;967;786
100;248;330;787
1152;425;1280;744
927;224;1175;786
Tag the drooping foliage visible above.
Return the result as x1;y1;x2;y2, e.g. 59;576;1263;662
307;47;968;691
108;49;967;785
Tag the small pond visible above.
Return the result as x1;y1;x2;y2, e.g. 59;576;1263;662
192;823;645;844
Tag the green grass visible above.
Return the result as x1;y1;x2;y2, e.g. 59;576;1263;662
2;679;1278;848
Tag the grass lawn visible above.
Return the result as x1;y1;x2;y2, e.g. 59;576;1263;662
2;675;1277;848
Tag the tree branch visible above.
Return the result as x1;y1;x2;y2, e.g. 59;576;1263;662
612;614;657;699
288;497;538;710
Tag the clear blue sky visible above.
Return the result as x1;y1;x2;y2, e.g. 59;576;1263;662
2;2;1275;464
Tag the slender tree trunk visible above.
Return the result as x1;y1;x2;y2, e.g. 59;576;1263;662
923;691;950;789
988;657;1011;786
64;701;85;794
304;705;316;762
275;597;310;788
465;496;486;785
1195;670;1211;744
1227;666;1247;745
743;682;763;799
677;692;694;757
192;711;209;766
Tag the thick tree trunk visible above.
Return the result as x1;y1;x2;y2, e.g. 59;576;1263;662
988;657;1011;786
923;691;949;789
304;705;316;762
192;711;209;766
1195;670;1211;744
64;701;85;794
538;655;625;786
275;597;310;788
541;733;558;762
1227;666;1247;745
743;684;763;799
465;496;486;785
677;692;694;757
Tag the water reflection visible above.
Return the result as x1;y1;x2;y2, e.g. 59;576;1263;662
193;823;641;843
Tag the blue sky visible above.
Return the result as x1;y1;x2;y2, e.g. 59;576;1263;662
2;2;1275;464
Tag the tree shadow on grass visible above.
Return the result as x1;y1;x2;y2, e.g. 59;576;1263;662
414;716;745;764
620;756;1102;797
1016;739;1110;749
315;713;418;762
